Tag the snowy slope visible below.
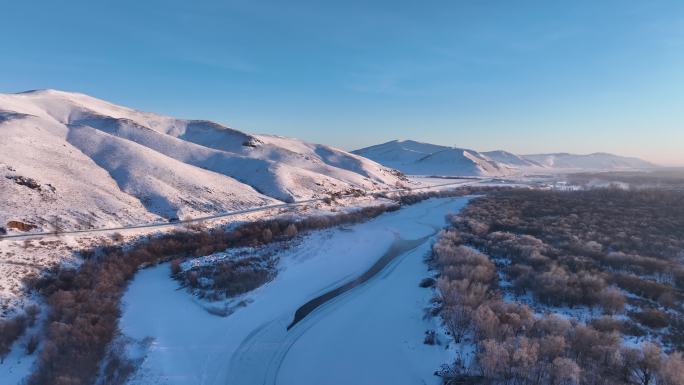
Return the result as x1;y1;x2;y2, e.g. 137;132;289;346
482;150;544;168
354;140;657;176
0;90;405;231
0;113;160;230
66;125;274;219
352;140;515;176
352;140;450;166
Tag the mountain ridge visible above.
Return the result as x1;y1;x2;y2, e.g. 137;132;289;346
353;139;657;176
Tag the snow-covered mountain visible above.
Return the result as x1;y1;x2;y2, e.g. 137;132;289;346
522;152;656;170
354;140;657;176
352;140;516;177
482;150;544;168
0;90;405;231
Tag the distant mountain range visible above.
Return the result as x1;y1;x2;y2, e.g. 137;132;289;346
0;90;404;231
353;140;657;177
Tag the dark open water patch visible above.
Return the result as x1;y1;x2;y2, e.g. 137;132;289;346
286;234;432;330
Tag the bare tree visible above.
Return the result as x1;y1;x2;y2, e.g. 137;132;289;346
623;343;662;385
658;352;684;385
48;215;64;236
551;357;581;385
262;228;273;243
443;304;472;343
598;287;626;315
284;223;298;238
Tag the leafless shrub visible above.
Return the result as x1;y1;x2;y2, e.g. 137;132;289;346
283;223;297;238
659;352;684;385
630;309;669;329
169;258;182;276
424;330;437;345
598;287;626;315
25;304;40;327
25;334;39;355
261;228;273;243
434;188;684;385
0;314;28;362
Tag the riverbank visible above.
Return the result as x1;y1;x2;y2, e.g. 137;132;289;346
119;197;469;385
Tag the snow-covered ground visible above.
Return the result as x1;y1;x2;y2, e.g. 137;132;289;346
118;197;469;385
0;194;408;383
0;189;408;321
0;307;44;385
272;236;446;385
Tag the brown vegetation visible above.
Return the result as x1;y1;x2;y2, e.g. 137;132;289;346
0;304;39;363
0;314;27;363
449;189;684;337
177;254;277;301
6;220;38;232
434;188;684;385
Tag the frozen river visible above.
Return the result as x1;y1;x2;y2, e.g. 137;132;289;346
119;197;469;385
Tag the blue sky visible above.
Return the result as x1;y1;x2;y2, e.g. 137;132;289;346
2;1;683;165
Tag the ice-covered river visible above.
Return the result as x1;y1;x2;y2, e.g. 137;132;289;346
119;197;469;385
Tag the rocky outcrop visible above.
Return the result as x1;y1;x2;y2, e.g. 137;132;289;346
6;220;38;232
6;175;41;190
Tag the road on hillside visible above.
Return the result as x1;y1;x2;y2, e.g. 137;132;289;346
0;179;486;241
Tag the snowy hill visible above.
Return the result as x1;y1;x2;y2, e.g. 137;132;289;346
0;90;405;232
352;140;516;177
354;140;657;176
482;150;544;168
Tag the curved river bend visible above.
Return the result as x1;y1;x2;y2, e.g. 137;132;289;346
118;197;469;385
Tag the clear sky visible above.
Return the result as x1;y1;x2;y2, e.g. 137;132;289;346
2;1;683;165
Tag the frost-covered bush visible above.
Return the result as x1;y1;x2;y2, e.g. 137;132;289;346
0;314;27;362
433;188;684;385
449;189;684;329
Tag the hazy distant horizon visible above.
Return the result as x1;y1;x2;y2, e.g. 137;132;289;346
2;0;683;166
341;137;681;167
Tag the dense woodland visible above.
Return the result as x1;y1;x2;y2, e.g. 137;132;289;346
435;188;684;385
